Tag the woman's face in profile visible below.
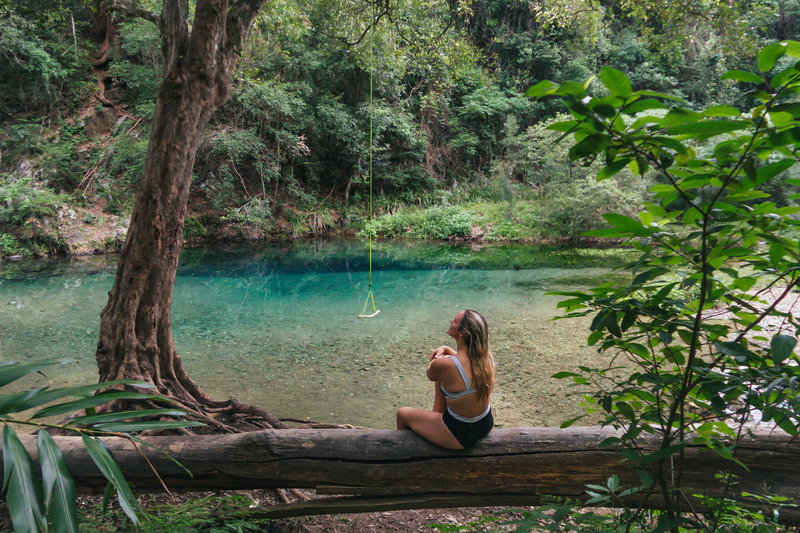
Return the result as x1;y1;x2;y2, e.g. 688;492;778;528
447;311;465;339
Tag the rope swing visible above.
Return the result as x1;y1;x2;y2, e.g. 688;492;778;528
358;4;380;319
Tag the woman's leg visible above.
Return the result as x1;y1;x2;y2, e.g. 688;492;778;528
396;407;464;450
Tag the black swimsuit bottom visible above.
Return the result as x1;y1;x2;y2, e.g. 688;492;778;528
442;407;493;448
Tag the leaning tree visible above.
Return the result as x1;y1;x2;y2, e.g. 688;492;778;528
94;0;291;429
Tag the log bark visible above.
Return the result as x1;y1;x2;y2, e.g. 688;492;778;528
11;427;800;522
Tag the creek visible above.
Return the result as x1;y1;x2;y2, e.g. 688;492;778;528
0;240;629;428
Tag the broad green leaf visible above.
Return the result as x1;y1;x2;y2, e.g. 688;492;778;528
599;66;632;98
33;391;169;419
715;341;751;360
603;213;649;236
743;89;773;102
82;435;143;525
10;380;156;414
634;89;687;103
726;190;771;201
662;109;702;127
756;159;795;186
91;420;206;432
569;134;609;159
555;81;587;99
525;79;558;98
770;103;800;117
552;371;579;379
720;70;764;83
560;415;585;428
774;414;799;436
621;98;666;115
683;207;702;226
770;68;800;90
771;334;797;364
38;431;79;533
590;102;617;119
545;120;580;132
666;120;751;137
703;105;741;117
2;425;46;533
723;247;758;257
641;443;686;464
758;42;788;72
597;159;629;181
0;388;48;416
769;243;787;266
650;136;688;154
0;358;75;388
615;401;635;420
69;408;189;426
784;40;800;57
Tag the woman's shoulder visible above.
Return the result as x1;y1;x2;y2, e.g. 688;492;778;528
427;354;455;377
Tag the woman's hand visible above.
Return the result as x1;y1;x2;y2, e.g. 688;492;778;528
430;345;456;361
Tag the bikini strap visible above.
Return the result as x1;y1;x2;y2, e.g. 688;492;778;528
448;355;473;390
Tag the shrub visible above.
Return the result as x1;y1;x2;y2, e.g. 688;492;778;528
415;206;473;239
108;135;149;185
0;231;22;257
0;177;66;226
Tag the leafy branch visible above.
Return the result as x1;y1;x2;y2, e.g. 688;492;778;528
0;357;204;532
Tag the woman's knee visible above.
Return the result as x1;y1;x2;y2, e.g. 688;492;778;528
396;407;413;428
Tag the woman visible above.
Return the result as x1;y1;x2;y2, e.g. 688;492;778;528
396;309;495;449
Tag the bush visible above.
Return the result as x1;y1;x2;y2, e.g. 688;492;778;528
221;198;274;231
540;176;646;239
0;231;22;256
365;205;473;240
108;135;149;185
0;177;66;226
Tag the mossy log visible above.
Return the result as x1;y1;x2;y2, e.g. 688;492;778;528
8;426;799;522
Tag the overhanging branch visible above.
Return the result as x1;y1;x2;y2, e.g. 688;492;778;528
103;0;161;29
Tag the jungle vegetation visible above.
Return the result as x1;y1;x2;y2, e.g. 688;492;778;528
1;0;799;256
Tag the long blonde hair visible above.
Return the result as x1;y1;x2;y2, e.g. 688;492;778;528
459;309;494;402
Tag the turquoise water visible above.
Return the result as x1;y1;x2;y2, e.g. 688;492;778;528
0;240;626;428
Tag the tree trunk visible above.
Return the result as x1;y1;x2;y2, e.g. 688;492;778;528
10;427;800;523
95;0;275;422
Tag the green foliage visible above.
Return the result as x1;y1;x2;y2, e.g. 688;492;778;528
0;358;204;532
0;231;23;257
109;18;162;115
0;177;67;226
80;493;269;532
0;6;89;115
364;205;473;240
108;136;149;186
182;216;208;241
499;499;617;532
221;198;274;231
535;41;800;530
40;139;83;191
539;176;646;239
416;205;472;239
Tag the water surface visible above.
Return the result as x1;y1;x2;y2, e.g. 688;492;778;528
0;240;627;428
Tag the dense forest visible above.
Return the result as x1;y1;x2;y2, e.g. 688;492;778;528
1;0;799;257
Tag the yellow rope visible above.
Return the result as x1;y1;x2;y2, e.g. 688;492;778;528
358;3;379;319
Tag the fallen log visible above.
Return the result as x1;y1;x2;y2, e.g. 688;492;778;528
6;427;799;523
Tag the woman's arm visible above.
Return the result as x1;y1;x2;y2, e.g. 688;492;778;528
430;345;456;360
432;380;447;413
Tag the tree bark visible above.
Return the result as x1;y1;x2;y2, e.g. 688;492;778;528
12;427;800;523
95;0;275;420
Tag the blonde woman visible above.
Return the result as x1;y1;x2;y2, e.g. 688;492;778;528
396;309;495;449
